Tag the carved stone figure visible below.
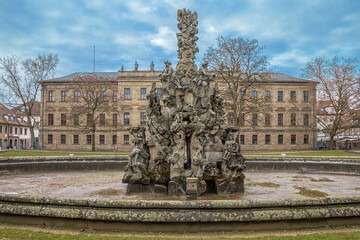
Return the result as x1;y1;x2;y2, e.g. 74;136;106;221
150;61;154;71
134;61;138;71
123;9;245;196
222;134;246;179
121;65;124;72
122;127;150;184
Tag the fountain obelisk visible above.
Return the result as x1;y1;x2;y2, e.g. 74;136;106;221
123;9;246;197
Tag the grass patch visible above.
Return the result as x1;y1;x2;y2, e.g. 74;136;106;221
0;151;130;157
246;181;280;188
294;186;329;198
1;227;360;239
90;188;123;197
242;150;360;157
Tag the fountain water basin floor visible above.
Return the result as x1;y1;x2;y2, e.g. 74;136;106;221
0;170;359;200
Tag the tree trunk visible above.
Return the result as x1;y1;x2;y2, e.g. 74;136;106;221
329;135;335;150
92;124;96;151
26;116;35;149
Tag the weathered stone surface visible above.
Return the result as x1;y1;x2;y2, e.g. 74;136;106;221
122;9;246;196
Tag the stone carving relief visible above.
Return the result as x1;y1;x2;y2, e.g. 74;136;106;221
123;9;246;196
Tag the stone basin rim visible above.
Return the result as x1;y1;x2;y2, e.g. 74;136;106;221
1;193;359;209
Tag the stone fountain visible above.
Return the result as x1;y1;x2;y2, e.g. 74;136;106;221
122;9;246;198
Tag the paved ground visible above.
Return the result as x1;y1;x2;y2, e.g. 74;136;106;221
0;170;359;200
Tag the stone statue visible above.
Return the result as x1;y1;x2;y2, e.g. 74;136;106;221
222;134;246;179
122;9;245;196
150;61;154;71
121;65;124;72
122;127;150;184
134;61;138;71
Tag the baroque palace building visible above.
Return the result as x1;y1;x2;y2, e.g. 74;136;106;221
41;69;317;151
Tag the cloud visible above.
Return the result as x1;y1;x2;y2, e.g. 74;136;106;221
270;50;311;67
149;26;177;53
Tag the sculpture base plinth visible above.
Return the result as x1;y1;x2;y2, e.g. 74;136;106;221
126;183;167;195
215;177;245;194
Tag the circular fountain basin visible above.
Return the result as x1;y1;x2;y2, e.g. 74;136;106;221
0;157;359;232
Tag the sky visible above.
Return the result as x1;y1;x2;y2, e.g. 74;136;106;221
0;0;359;78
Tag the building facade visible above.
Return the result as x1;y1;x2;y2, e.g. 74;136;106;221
41;70;317;151
0;103;30;150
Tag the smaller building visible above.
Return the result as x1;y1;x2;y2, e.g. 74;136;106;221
316;101;360;149
0;103;31;150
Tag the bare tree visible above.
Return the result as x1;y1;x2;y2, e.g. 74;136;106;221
67;74;118;151
204;36;269;133
0;54;59;149
302;56;360;149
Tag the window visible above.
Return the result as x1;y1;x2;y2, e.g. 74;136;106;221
265;114;271;126
73;135;79;144
20;128;22;135
5;126;7;134
48;91;54;102
61;91;67;101
157;88;162;99
87;114;92;126
25;129;27;135
124;112;130;125
304;134;309;144
100;113;105;126
141;88;147;99
73;114;79;126
240;135;245;145
303;91;309;102
9;127;12;134
278;113;283;126
113;91;118;102
291;134;296;144
252;135;258;145
227;112;234;125
124;135;130;144
48;134;53;144
290;91;296;101
227;88;233;100
86;135;92;145
99;135;105;144
15;128;17;135
87;91;93;101
278;135;283;144
277;91;283;102
265;135;271;144
61;114;66;126
291;113;296;126
124;88;130;99
240;114;245;126
0;114;2;120
74;91;80;102
61;135;66;144
140;112;146;125
252;113;258;126
303;114;309;126
265;90;271;102
0;126;2;133
100;91;106;102
113;114;118;126
252;91;257;100
112;135;117;145
239;91;244;99
48;114;54;126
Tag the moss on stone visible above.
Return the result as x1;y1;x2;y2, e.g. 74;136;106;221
90;188;123;197
294;186;329;198
246;181;280;188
